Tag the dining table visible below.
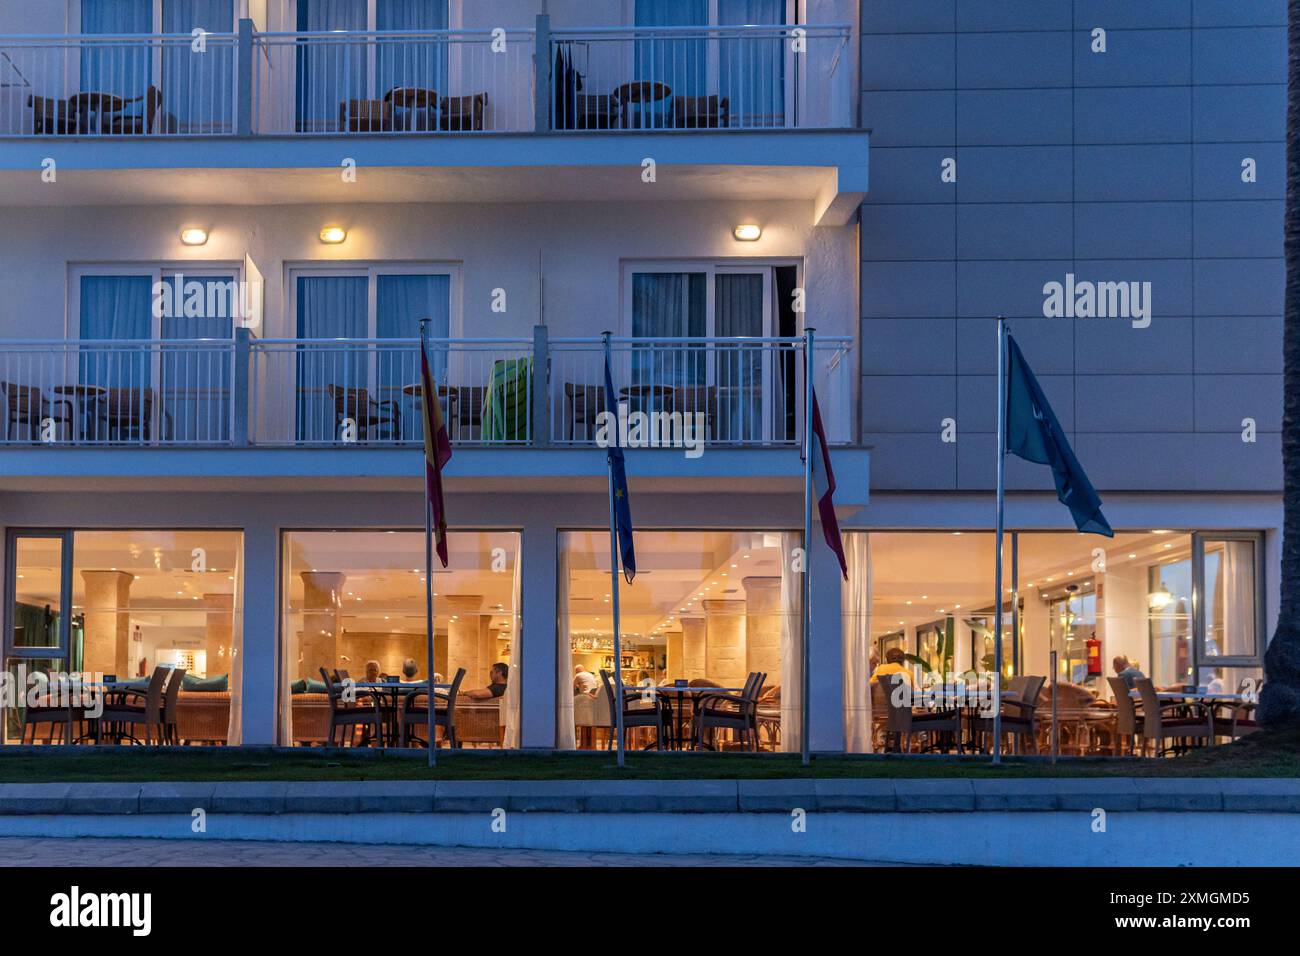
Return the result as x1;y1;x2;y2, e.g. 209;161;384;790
636;683;744;750
52;383;107;442
69;91;124;133
349;680;453;746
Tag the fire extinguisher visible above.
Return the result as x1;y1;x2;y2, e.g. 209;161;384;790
1086;635;1102;676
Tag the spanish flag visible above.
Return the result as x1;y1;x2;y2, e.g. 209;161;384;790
420;337;452;567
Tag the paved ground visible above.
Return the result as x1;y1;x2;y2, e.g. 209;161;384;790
0;837;878;866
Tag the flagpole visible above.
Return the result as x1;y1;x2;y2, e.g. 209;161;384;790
603;331;626;769
993;316;1007;765
421;318;437;769
801;326;816;767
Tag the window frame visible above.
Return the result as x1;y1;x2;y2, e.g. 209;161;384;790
1192;530;1266;670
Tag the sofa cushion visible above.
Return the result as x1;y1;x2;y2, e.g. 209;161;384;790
182;673;229;692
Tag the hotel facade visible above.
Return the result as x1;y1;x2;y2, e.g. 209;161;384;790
0;0;1283;754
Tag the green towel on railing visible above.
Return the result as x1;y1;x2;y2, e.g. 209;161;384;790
481;357;532;442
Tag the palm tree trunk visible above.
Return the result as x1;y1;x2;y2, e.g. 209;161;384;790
1260;0;1300;726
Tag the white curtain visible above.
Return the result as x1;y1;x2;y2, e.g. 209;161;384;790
779;531;802;753
227;534;245;745
556;537;576;748
502;543;522;748
842;533;873;752
1212;540;1256;659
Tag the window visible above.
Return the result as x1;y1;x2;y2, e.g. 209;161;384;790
4;529;244;745
78;1;236;131
289;265;456;443
71;267;239;443
280;529;520;748
623;261;797;443
558;529;801;752
295;0;450;130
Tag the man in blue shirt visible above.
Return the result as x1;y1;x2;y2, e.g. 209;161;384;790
1112;655;1146;689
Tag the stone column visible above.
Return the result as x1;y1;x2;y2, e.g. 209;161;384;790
80;570;133;679
743;576;782;680
665;630;683;678
202;593;234;679
703;599;745;688
445;594;482;687
299;571;345;682
680;617;706;680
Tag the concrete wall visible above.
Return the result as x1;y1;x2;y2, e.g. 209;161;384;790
858;0;1285;494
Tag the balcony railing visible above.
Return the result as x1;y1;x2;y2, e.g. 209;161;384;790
547;24;852;131
0;32;238;136
0;339;236;445
0;18;854;138
250;29;535;135
0;334;853;450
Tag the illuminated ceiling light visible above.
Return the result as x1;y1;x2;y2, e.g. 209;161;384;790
1151;529;1171;534
180;228;208;246
732;223;762;241
319;226;347;244
1148;586;1174;611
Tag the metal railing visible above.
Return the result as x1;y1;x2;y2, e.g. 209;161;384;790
0;339;236;445
547;24;852;131
247;338;535;446
0;32;238;136
250;29;535;135
547;336;853;446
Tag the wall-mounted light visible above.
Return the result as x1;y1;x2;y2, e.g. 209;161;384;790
319;226;347;244
733;223;762;241
179;228;208;246
1148;586;1174;611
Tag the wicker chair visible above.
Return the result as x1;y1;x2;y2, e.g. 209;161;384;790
400;667;467;749
327;385;400;441
439;92;487;130
28;94;78;135
671;94;730;128
600;669;671;750
98;667;170;745
110;85;163;134
319;667;383;747
692;671;766;752
339;98;392;132
876;671;964;753
1108;677;1141;755
2;383;72;442
972;675;1044;754
160;669;187;745
1135;678;1215;756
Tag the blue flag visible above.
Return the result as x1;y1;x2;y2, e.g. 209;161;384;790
603;352;637;582
1006;334;1113;537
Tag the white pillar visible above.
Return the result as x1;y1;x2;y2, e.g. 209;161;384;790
520;514;557;748
807;540;845;752
240;523;279;746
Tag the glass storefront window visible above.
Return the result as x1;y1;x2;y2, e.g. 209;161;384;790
1202;538;1259;662
1148;555;1193;688
281;530;520;748
4;530;245;746
558;530;800;752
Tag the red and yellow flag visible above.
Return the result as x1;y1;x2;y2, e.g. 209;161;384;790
420;339;452;567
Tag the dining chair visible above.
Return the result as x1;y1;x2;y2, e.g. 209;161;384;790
600;669;671;751
1225;679;1263;739
110;86;163;135
327;385;400;441
338;98;392;132
96;387;168;442
1;383;72;442
319;667;383;747
876;672;964;753
973;674;1044;755
692;671;766;752
1134;678;1216;756
98;666;169;745
439;92;488;130
671;94;730;129
1107;677;1141;755
673;384;718;442
563;382;606;441
161;668;188;745
20;674;78;744
27;94;78;135
400;667;467;749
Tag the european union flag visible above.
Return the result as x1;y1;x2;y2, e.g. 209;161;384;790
1006;334;1113;537
603;352;637;582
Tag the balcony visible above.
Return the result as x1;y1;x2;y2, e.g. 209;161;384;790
0;19;852;138
0;333;854;451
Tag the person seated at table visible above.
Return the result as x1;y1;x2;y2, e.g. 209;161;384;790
870;647;914;686
465;662;509;700
573;664;599;696
1111;655;1146;690
401;658;419;681
364;660;382;683
1203;671;1225;694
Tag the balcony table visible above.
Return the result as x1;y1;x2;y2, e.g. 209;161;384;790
618;383;674;417
615;81;671;128
51;383;107;443
386;86;439;131
69;92;124;133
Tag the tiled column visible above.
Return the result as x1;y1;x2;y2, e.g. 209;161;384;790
743;576;782;680
202;593;234;679
299;571;345;682
444;594;482;687
703;599;745;688
80;570;133;678
680;617;706;680
665;630;683;677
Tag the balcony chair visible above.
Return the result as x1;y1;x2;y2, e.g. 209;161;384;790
319;667;384;747
573;93;621;129
438;384;482;442
27;94;78;135
97;666;169;745
2;383;72;442
673;384;718;442
972;674;1044;755
875;671;965;753
671;94;730;129
338;98;392;132
600;669;671;751
692;671;766;751
110;86;163;135
563;382;607;441
160;668;188;745
439;92;487;131
95;387;169;442
327;385;401;441
399;667;467;749
1134;678;1216;756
